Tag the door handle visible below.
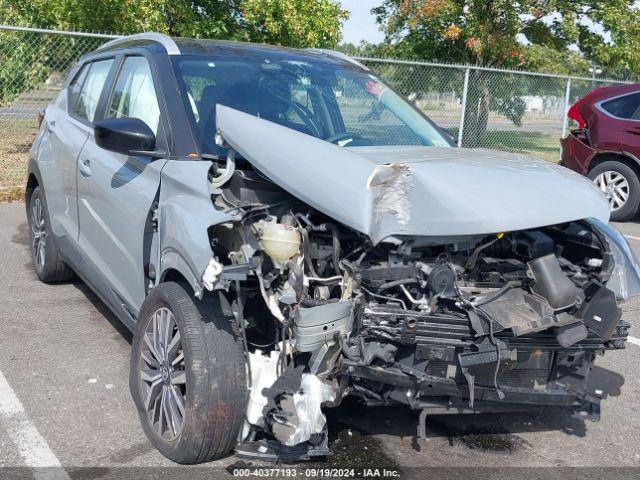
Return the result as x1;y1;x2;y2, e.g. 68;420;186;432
626;128;640;136
46;120;55;133
79;158;92;177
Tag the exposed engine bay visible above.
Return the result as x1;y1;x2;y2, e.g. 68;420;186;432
198;145;632;462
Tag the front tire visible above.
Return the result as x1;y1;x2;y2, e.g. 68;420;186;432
588;161;640;222
130;282;247;464
27;186;74;283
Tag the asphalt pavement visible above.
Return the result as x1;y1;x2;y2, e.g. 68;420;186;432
1;201;640;479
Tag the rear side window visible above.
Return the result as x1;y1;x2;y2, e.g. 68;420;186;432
74;59;114;122
601;93;640;119
68;64;89;111
106;56;161;135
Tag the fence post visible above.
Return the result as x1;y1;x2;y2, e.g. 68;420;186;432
457;68;470;148
561;78;572;139
559;78;572;160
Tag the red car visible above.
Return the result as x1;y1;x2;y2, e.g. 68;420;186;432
561;83;640;221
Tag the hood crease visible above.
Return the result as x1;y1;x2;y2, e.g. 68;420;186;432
216;105;610;243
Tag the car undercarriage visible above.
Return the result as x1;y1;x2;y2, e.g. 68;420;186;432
201;142;630;462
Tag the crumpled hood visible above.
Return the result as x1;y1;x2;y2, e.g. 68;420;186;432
216;105;610;244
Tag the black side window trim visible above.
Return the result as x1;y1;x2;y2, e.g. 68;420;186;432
68;56;118;127
66;63;90;114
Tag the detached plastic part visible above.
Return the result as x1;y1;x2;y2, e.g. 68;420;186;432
580;286;621;341
202;258;223;291
283;374;336;446
528;254;579;309
242;350;281;439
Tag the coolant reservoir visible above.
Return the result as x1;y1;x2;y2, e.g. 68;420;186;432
259;222;301;264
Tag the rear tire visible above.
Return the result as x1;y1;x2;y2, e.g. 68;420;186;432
27;186;74;283
588;161;640;222
130;282;247;464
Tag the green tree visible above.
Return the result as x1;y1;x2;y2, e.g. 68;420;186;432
1;1;243;38
0;0;348;106
1;0;348;45
240;0;349;48
373;0;640;145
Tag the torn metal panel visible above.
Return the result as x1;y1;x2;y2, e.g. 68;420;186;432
368;163;413;242
158;159;236;295
216;105;610;244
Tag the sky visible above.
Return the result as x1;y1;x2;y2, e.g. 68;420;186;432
340;0;385;45
339;2;613;48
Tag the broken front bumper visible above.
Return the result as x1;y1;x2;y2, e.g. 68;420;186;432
342;308;629;419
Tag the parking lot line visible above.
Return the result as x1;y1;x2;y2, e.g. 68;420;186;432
624;235;640;242
0;370;70;479
627;336;640;346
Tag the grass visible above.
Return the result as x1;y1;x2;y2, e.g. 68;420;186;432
0;118;38;202
0;186;25;202
479;130;561;163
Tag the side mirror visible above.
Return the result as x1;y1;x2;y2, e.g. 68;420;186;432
94;118;163;157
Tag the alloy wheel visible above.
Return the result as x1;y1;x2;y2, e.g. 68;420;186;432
31;197;46;269
140;307;187;441
594;170;629;212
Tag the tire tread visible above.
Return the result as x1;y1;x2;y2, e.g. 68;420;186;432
130;282;247;464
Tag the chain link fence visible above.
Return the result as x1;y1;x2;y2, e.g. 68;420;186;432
0;26;115;200
0;24;630;200
356;57;629;161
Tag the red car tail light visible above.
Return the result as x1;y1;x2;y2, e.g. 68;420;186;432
567;103;585;129
567;86;608;129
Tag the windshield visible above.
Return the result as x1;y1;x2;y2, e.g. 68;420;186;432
172;51;452;155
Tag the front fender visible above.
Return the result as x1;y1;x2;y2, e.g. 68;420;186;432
158;159;235;297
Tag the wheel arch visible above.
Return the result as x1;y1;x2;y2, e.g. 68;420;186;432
25;157;43;210
588;152;640;180
25;173;39;203
157;254;202;299
160;267;191;289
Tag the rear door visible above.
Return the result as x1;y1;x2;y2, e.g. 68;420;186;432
597;92;640;152
43;59;113;243
77;54;168;318
602;92;640;156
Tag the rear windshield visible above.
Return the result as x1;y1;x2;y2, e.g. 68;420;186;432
171;52;451;156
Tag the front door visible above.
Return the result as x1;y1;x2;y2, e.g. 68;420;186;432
77;55;167;317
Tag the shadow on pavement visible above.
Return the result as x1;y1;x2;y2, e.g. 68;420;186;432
71;280;133;343
325;366;623;456
12;219;133;343
11;219;28;243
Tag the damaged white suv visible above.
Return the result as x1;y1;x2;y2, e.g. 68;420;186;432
27;33;639;463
